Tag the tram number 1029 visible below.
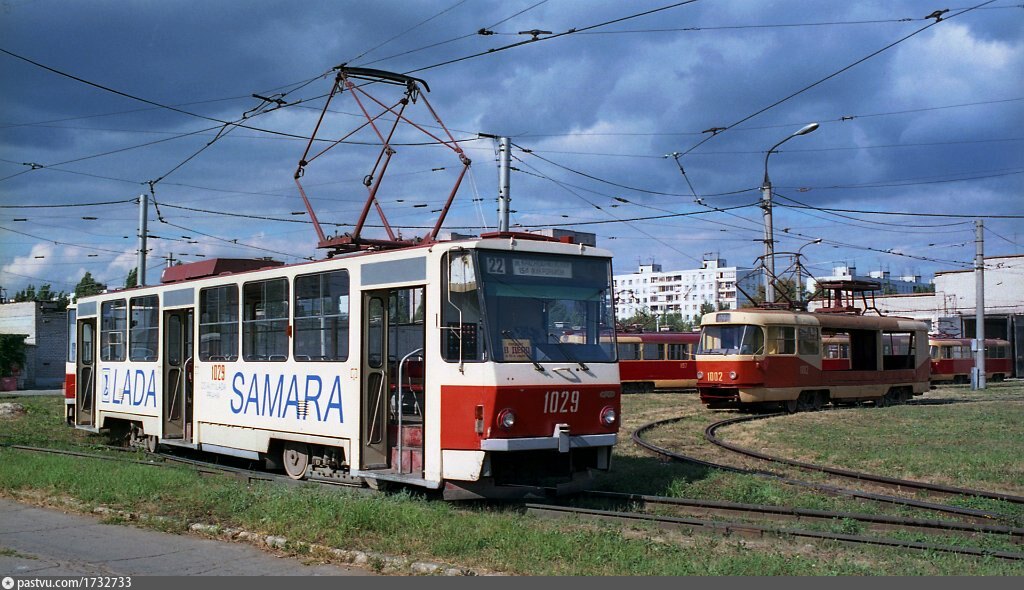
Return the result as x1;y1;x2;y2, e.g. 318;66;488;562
543;390;580;414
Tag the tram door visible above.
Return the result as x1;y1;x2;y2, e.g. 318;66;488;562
75;319;97;427
361;291;390;469
162;309;194;441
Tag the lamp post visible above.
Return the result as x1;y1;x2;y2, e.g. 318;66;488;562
796;238;823;307
761;122;819;304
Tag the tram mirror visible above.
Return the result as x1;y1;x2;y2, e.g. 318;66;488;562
448;253;477;293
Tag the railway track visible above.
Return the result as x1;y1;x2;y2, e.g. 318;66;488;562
579;490;1024;543
632;417;1017;523
704;413;1024;505
5;441;1022;563
526;503;1024;561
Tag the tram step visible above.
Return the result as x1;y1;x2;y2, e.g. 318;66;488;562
388;424;423;446
391;447;423;474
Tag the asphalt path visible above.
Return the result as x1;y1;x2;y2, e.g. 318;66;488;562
0;498;374;576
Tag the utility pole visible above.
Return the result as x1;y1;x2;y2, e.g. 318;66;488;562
497;136;511;232
137;193;148;287
972;219;986;390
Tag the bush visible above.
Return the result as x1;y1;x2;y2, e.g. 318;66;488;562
0;334;28;377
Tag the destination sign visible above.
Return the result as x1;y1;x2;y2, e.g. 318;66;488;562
512;258;572;279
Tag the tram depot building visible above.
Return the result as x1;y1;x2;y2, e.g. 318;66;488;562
0;300;67;390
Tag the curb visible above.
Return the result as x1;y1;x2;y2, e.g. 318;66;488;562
86;504;489;576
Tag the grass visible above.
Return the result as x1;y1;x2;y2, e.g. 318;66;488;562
1;390;1023;575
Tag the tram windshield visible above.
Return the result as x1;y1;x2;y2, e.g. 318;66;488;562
473;251;616;364
698;324;764;355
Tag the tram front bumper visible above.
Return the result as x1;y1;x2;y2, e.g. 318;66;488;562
479;425;617;453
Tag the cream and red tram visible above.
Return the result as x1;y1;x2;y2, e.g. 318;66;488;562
696;309;930;412
71;234;620;499
928;336;1013;384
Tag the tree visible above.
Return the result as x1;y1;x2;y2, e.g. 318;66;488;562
125;267;138;289
0;334;27;378
12;283;70;309
694;302;716;325
913;283;936;294
13;284;36;302
75;272;107;298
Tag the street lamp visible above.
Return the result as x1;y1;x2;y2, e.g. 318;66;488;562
796;238;823;307
761;122;819;304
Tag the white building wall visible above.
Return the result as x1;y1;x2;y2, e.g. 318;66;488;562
808;255;1024;335
613;259;758;321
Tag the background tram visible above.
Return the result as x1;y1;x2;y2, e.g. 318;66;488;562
612;332;699;393
696;309;930;412
929;336;1013;383
70;234;621;499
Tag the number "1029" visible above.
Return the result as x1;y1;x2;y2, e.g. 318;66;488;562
544;390;580;413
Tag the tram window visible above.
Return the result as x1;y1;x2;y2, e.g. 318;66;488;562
100;299;127;362
199;285;239;362
667;343;690;360
798;327;819;356
882;331;915;370
642;343;661;360
129;295;159;361
765;326;796;355
243;278;288;361
294;270;349;362
442;253;485;362
67;308;77;363
81;322;94;365
617;343;640;360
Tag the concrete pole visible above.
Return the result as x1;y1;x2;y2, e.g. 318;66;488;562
972;219;986;390
761;181;775;304
137;193;148;287
498;137;511;233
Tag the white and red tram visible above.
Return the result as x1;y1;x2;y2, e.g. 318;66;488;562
71;233;621;499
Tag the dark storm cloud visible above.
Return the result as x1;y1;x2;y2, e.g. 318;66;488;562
1;0;1021;291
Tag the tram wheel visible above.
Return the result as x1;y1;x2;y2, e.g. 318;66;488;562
145;435;159;453
812;391;827;411
783;398;799;414
282;442;310;480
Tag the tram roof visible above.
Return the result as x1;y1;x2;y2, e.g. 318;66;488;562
699;308;928;332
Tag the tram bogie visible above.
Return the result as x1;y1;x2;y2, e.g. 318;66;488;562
69;235;621;498
696;309;930;412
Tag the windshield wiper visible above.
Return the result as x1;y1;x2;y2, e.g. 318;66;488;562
548;333;589;371
501;330;545;372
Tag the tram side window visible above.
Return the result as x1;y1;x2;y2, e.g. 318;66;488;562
100;299;127;362
67;308;77;363
882;331;915;370
617;343;640;360
848;329;878;371
765;326;796;355
797;327;819;356
642;343;662;360
199;285;239;362
294;270;349;362
243;278;289;361
441;253;485;362
667;343;691;360
129;295;159;361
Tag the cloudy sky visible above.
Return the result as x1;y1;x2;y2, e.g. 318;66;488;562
1;0;1022;297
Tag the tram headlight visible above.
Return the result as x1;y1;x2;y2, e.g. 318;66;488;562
497;408;516;430
729;371;737;380
696;371;704;380
600;406;617;426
